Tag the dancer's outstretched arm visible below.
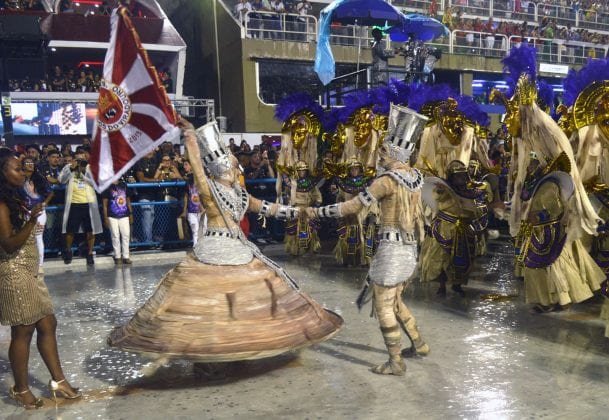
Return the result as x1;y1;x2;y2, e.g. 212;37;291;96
306;176;392;220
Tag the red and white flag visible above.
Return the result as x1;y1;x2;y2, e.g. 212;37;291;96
89;7;179;192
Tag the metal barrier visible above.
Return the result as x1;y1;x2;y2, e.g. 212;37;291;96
239;8;609;65
244;11;317;42
507;35;608;64
452;29;508;57
42;179;285;255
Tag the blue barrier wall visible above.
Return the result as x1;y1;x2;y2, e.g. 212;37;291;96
43;179;285;255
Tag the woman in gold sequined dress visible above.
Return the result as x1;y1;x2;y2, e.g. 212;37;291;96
0;148;80;409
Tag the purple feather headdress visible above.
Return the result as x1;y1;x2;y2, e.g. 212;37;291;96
407;83;456;112
456;95;489;127
562;58;609;107
369;86;395;115
502;42;537;96
341;89;376;120
537;80;555;111
321;107;342;133
274;92;324;123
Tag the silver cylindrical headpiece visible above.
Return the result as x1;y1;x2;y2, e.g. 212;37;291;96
195;121;231;177
384;104;428;162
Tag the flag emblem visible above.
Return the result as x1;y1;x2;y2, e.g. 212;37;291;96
88;7;179;193
97;80;132;132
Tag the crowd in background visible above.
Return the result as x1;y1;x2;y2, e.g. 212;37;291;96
8;65;173;93
0;0;150;16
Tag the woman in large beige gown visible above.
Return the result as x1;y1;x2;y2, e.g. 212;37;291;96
109;119;343;361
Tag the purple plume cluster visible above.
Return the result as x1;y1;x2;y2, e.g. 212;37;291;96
562;58;609;107
274;92;324;123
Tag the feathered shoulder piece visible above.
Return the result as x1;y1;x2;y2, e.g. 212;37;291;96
502;43;537;97
275;93;324;129
389;79;411;106
456;95;489;127
563;58;609;107
407;83;456;114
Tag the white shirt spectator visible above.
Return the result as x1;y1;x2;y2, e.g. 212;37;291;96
296;0;312;16
235;0;253;24
270;0;285;13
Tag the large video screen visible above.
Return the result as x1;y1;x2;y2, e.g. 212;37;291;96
11;101;97;136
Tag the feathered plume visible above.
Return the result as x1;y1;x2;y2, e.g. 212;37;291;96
274;92;324;123
406;83;456;112
341;89;375;120
501;42;537;96
321;107;342;133
456;95;489;127
369;85;395;115
537;80;556;111
562;58;609;106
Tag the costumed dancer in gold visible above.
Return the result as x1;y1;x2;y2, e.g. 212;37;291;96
562;58;609;336
275;94;324;256
323;92;385;265
307;104;430;376
491;44;604;311
420;160;491;297
108;118;343;361
283;161;322;255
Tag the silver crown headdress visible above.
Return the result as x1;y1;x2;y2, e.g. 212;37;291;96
383;103;428;162
195;121;232;177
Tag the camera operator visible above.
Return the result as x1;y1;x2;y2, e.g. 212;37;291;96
58;156;103;265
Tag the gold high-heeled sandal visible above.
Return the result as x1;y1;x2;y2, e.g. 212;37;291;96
9;386;44;409
48;379;82;402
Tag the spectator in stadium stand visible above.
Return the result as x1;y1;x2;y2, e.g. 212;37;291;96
179;160;205;247
76;71;89;92
21;157;53;274
160;69;173;93
51;66;66;92
157;141;174;161
58;156;103;266
135;151;159;245
442;6;453;30
235;0;253;26
244;150;275;180
25;145;40;163
40;150;62;185
102;177;134;265
228;138;238;154
429;0;439;18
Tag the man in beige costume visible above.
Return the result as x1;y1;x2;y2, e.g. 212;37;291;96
307;104;429;376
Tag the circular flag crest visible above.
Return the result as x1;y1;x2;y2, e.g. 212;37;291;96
97;79;132;132
117;196;126;206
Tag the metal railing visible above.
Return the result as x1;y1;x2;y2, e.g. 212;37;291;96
243;11;317;41
240;10;609;65
452;29;508;57
508;35;608;64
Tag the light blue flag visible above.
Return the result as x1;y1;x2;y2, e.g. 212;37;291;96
314;0;345;86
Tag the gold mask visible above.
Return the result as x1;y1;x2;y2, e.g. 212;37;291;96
573;81;609;142
434;98;469;146
283;111;321;150
351;108;374;147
